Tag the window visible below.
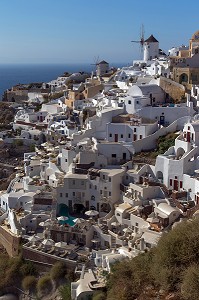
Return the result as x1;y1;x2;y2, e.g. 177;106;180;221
134;128;137;132
89;184;91;189
95;185;97;190
109;191;111;196
135;222;138;227
66;193;68;197
136;100;139;104
139;135;142;139
170;179;172;186
82;192;85;197
100;190;102;194
121;134;123;138
109;177;111;182
175;176;177;179
188;126;190;130
109;133;112;137
112;154;116;158
128;134;131;138
180;181;183;189
65;159;67;162
60;193;62;197
81;181;84;185
128;100;131;104
73;192;75;196
72;180;75;185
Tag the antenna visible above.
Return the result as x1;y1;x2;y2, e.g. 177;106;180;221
131;24;145;57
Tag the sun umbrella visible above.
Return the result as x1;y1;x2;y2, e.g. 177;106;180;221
39;219;52;227
85;210;99;217
123;227;132;233
32;175;40;180
55;241;68;248
73;218;85;224
111;221;119;226
41;239;55;246
57;216;69;221
29;234;42;243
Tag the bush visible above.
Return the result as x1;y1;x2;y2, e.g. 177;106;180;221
20;261;37;276
106;218;199;299
181;264;199;300
37;274;52;293
151;219;199;291
92;291;107;300
59;284;71;300
50;262;66;281
22;275;37;291
29;144;35;152
14;139;23;146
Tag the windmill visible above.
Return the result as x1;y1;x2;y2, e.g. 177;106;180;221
91;55;100;75
131;24;145;57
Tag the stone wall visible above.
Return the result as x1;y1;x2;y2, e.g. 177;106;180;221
22;246;77;269
0;226;21;257
159;76;185;101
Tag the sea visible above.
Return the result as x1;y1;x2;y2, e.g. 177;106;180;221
0;63;126;100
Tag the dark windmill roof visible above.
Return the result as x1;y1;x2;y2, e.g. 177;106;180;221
98;60;109;65
145;35;159;43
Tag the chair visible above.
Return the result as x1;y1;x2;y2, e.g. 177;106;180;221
60;250;68;258
47;247;55;254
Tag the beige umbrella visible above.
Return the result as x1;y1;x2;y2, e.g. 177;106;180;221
55;241;68;248
85;210;99;217
39;219;52;227
57;216;69;221
73;218;85;224
42;239;55;246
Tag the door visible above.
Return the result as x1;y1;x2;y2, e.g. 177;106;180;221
160;116;165;125
174;180;178;191
187;131;190;142
85;201;89;210
114;134;118;142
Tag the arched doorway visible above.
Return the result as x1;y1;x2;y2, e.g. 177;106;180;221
179;73;188;84
57;203;69;217
73;204;85;214
176;147;185;159
156;171;163;183
100;202;111;213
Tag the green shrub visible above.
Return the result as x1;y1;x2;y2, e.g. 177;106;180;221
14;139;23;146
29;144;35;152
92;291;107;300
59;284;71;300
37;274;52;293
22;275;37;291
181;264;199;300
50;262;66;281
20;261;37;276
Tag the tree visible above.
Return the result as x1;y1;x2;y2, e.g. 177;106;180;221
50;262;66;281
181;264;199;300
59;284;71;300
22;275;37;291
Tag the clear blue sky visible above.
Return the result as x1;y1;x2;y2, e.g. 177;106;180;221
0;0;198;64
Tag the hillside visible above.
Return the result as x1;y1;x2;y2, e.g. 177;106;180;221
105;218;199;300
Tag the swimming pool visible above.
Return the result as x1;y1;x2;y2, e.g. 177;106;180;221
58;203;76;226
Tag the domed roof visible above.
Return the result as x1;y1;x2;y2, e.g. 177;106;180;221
191;30;199;40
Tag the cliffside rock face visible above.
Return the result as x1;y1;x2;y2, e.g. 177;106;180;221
0;103;15;125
